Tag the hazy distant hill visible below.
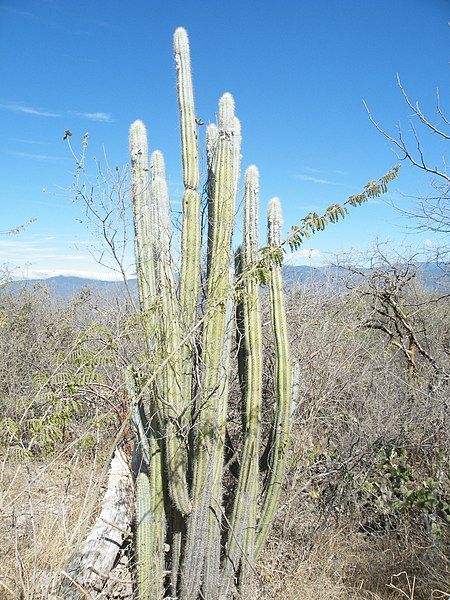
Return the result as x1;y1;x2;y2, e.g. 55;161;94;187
4;263;448;299
5;275;138;300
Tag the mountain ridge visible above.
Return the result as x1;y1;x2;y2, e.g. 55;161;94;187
4;263;448;300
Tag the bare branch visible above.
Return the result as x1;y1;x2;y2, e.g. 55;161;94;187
396;74;450;140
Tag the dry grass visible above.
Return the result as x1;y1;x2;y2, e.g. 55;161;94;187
0;268;448;599
258;526;449;600
0;452;106;599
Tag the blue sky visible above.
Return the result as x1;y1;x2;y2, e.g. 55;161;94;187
0;0;448;279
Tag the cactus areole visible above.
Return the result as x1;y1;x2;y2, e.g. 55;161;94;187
129;27;292;600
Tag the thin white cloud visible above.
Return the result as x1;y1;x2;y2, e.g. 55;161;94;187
285;248;324;266
0;5;33;17
303;167;322;174
1;104;114;122
13;138;51;146
11;151;67;161
73;111;114;122
0;103;60;117
287;248;321;259
295;174;342;186
302;167;347;176
0;240;34;249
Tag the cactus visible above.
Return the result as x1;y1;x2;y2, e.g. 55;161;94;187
126;367;165;600
128;26;292;600
124;26;397;599
180;91;240;600
221;166;262;596
129;120;155;316
255;198;292;560
174;27;201;429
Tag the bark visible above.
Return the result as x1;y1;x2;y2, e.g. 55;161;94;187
58;447;134;599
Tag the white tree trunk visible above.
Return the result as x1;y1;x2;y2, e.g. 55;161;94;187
58;447;134;599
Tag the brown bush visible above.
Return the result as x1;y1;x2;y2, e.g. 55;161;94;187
0;265;448;599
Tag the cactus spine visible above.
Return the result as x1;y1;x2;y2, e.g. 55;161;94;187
129;28;292;600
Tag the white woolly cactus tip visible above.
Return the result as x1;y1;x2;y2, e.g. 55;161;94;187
218;92;236;133
151;150;166;180
206;123;219;151
173;27;189;53
206;122;218;137
245;164;259;187
129;120;148;150
129;121;148;167
267;197;283;245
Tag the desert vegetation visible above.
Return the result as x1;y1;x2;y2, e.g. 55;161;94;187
1;259;448;599
0;25;448;600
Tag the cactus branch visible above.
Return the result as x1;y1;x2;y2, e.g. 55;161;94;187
129;120;155;316
174;26;202;432
180;92;239;600
255;198;292;560
221;166;262;594
150;149;192;516
127;368;165;600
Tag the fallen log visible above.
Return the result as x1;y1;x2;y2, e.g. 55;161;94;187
58;447;134;599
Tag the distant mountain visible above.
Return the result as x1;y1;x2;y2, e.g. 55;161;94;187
416;262;450;291
282;264;325;284
3;263;448;300
4;275;138;300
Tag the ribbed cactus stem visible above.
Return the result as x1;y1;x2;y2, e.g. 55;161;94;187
174;26;201;431
255;197;292;559
126;367;151;468
150;148;166;182
206;123;219;167
150;149;192;517
126;368;165;600
128;27;297;599
180;92;239;600
134;459;165;600
150;150;171;245
244;165;259;259
129;126;168;597
267;196;282;245
232;117;242;189
206;123;219;276
135;470;153;600
129;120;155;315
203;286;234;600
174;27;199;189
221;166;262;594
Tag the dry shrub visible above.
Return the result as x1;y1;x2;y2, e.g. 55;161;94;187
0;265;448;599
257;269;449;599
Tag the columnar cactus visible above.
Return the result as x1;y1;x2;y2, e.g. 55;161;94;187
221;165;262;596
128;27;292;600
174;27;201;428
255;198;292;560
